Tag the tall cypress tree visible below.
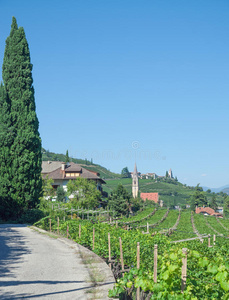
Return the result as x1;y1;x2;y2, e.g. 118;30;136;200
0;17;42;219
0;81;14;219
65;150;70;163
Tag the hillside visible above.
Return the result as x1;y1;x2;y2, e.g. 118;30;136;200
103;178;225;207
42;148;225;207
103;178;194;206
42;148;121;179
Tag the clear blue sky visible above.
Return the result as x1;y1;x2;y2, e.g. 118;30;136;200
0;0;229;188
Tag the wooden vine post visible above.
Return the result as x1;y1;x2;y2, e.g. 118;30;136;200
213;234;216;245
57;217;59;235
154;244;158;283
119;237;124;276
79;224;81;238
49;219;51;232
137;242;140;300
67;225;69;239
137;242;140;268
208;234;211;247
181;248;188;292
147;222;149;233
116;221;118;228
93;227;95;250
108;233;111;268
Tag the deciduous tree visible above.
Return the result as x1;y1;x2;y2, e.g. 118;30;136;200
41;176;54;200
121;167;130;178
67;178;101;209
209;194;218;211
192;184;207;208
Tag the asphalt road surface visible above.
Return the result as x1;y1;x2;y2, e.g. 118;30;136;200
0;224;113;299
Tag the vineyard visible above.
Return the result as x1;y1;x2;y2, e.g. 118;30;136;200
35;207;229;299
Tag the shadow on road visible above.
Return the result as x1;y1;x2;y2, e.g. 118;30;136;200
0;281;115;299
0;279;84;287
0;224;30;278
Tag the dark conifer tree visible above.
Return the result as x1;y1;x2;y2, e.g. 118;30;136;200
65;150;70;163
209;194;218;211
0;81;14;219
108;184;130;216
0;17;42;219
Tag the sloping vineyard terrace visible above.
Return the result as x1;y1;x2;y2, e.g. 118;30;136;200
34;210;229;299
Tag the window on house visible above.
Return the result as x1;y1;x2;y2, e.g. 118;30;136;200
66;172;79;177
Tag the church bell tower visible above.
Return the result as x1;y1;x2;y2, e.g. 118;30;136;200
132;163;139;198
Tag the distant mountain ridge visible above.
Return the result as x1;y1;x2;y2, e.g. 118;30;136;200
221;188;229;195
202;184;229;194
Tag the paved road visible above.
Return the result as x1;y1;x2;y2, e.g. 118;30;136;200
0;224;113;299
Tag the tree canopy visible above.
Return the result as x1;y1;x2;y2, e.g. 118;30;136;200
191;184;207;209
224;196;229;218
121;167;130;178
56;186;66;202
0;17;42;220
108;184;129;216
209;194;218;211
65;150;70;163
67;178;101;209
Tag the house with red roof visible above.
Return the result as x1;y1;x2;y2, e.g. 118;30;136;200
195;206;223;218
140;192;159;204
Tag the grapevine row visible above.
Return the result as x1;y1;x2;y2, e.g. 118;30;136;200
191;211;203;241
35;215;229;299
204;216;224;236
216;217;229;232
163;209;181;236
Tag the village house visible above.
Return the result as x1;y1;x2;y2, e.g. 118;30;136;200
140;192;159;203
195;206;223;218
140;192;164;207
140;173;157;179
42;161;106;195
141;169;174;180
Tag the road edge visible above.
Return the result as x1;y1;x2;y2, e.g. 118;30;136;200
30;226;116;300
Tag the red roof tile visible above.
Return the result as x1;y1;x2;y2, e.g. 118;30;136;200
196;207;216;215
140;193;159;203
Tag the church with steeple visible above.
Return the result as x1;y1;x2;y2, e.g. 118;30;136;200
131;163;174;207
132;163;139;198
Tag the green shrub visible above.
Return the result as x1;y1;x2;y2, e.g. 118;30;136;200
18;209;45;224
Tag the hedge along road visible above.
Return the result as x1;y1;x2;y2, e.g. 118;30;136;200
0;224;115;299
